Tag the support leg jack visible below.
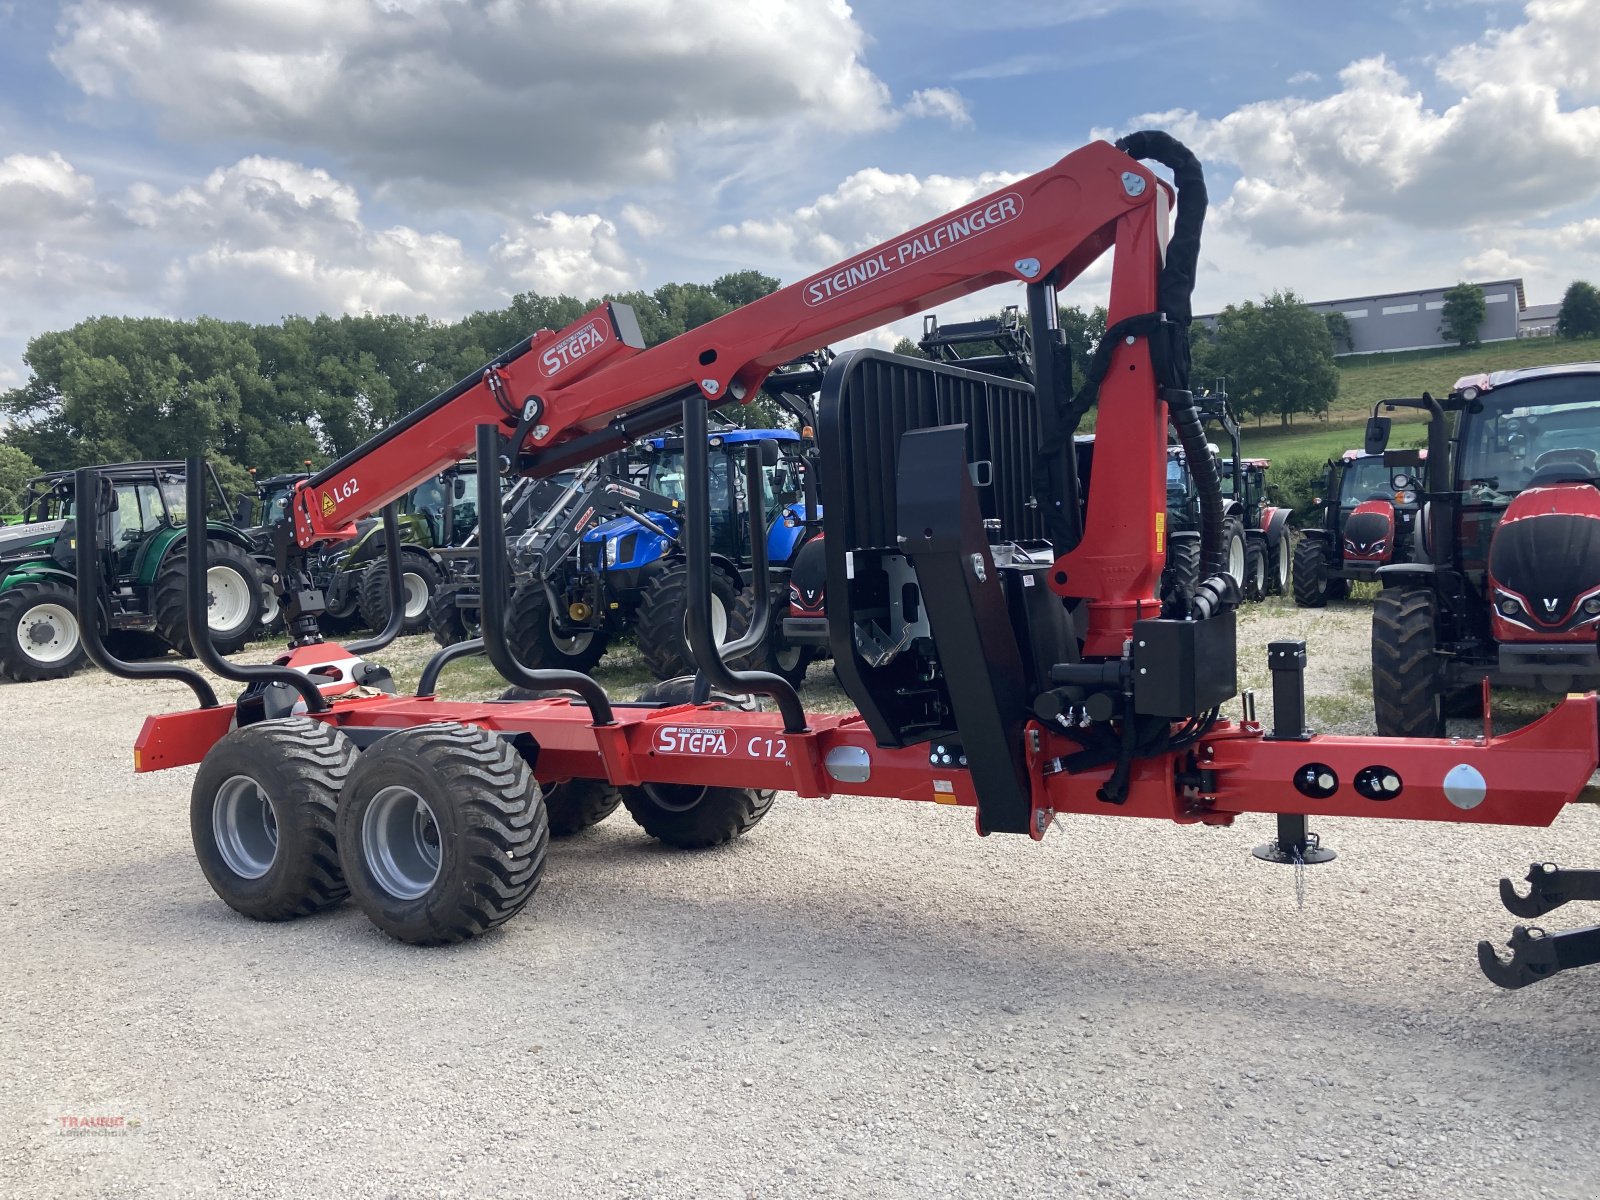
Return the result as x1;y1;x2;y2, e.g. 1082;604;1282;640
1251;813;1336;865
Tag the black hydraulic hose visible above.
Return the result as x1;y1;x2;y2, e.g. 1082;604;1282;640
183;458;327;712
681;394;808;733
343;505;405;655
1171;397;1227;581
473;425;614;725
72;467;219;707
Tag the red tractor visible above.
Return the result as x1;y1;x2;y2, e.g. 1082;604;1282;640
1370;364;1600;737
81;133;1600;990
1293;445;1426;606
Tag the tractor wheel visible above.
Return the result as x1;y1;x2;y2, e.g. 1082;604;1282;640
336;722;548;945
728;588;813;686
255;561;283;634
506;579;608;671
1161;535;1202;611
1372;586;1446;738
154;538;262;656
189;718;355;921
635;563;742;681
620;677;775;849
1267;532;1292;596
358;551;440;636
1221;518;1248;593
0;581;87;682
428;580;483;647
1292;537;1329;608
1244;541;1267;602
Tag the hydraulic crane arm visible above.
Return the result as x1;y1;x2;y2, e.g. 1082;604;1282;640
293;137;1173;588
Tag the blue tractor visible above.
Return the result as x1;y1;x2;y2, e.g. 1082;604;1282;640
505;426;821;682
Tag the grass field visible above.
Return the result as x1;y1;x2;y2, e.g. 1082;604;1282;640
1238;334;1600;460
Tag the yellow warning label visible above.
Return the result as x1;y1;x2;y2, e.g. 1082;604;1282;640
1155;510;1165;553
320;492;335;516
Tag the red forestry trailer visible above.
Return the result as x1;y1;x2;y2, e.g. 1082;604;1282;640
78;133;1600;988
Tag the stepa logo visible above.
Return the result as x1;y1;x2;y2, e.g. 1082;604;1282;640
653;725;735;755
540;321;608;377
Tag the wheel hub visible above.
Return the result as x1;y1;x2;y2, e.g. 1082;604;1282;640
213;774;280;879
17;603;79;664
362;785;444;900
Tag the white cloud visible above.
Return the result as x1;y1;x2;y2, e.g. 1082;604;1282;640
1286;70;1320;86
0;151;99;230
1123;3;1600;249
903;87;974;129
715;166;1025;273
490;211;639;297
50;0;895;203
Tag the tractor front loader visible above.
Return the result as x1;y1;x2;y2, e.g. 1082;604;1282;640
91;131;1600;989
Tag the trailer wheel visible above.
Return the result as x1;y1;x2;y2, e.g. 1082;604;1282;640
728;589;813;686
336;723;548;945
507;580;607;670
358;551;440;635
428;580;482;647
154;538;262;655
543;780;623;837
0;581;88;682
1244;541;1266;602
189;718;355;921
621;677;774;848
635;563;742;681
1292;537;1329;608
1372;586;1445;738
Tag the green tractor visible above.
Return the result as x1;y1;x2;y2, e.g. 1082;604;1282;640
0;461;267;682
240;464;486;636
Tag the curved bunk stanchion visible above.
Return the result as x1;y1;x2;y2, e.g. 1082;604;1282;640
182;458;328;714
73;466;220;708
415;637;486;698
473;426;614;725
343;505;406;655
681;393;807;733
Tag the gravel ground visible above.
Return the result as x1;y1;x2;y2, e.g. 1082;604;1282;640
2;598;1599;1199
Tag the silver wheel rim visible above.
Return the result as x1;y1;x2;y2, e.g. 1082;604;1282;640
1253;551;1266;593
207;565;254;634
259;586;281;626
18;601;79;665
214;775;279;879
1227;536;1245;586
683;594;731;648
549;611;594;655
362;785;443;900
776;642;803;672
642;782;709;813
1277;543;1290;589
402;572;429;620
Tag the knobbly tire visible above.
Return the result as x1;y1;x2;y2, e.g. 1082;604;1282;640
728;588;813;686
1372;585;1446;738
635;563;742;681
1221;518;1248;594
358;550;441;636
493;686;622;836
1161;535;1201;612
1244;541;1266;602
1267;533;1291;596
336;723;548;945
506;579;607;670
189;718;356;921
621;677;775;849
1292;536;1329;608
428;580;482;647
0;580;87;681
154;538;261;655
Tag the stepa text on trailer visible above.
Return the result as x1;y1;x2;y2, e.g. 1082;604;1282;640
93;132;1600;988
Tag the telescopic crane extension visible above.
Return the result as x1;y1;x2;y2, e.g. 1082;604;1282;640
85;132;1600;987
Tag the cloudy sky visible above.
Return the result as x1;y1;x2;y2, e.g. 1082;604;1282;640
2;0;1598;389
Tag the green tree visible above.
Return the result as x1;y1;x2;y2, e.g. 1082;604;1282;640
1557;280;1600;339
0;443;40;513
1439;281;1487;349
1324;311;1353;354
1057;303;1107;368
1210;290;1338;428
